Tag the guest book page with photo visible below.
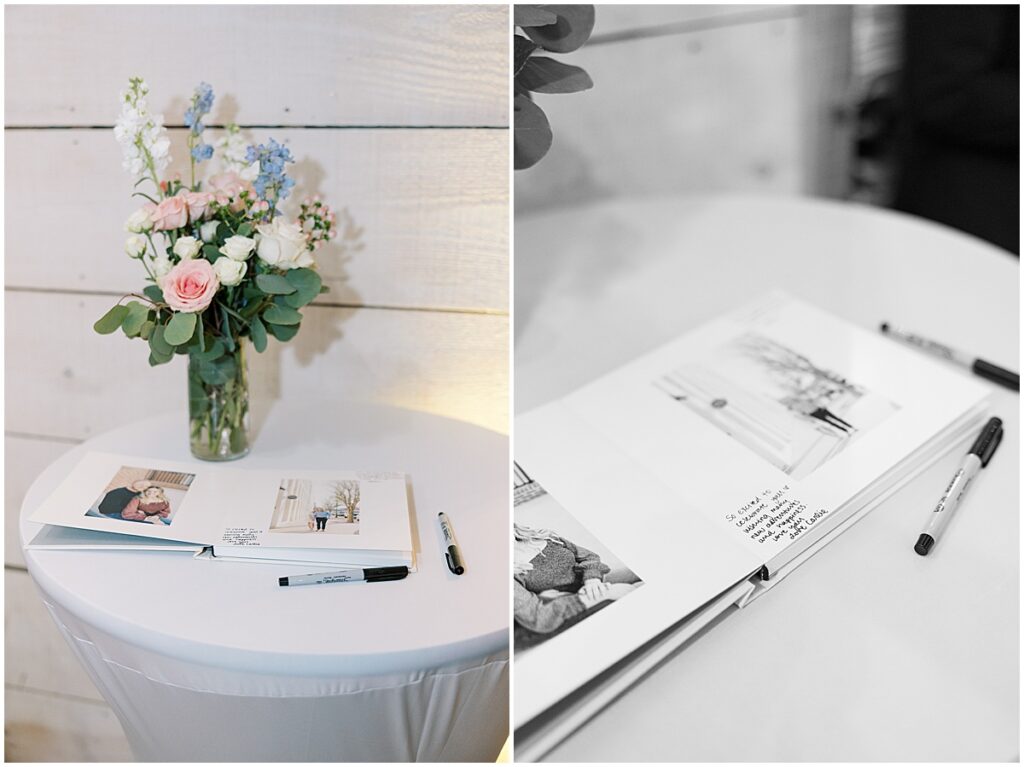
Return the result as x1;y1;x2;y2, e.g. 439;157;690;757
28;452;413;567
514;292;991;728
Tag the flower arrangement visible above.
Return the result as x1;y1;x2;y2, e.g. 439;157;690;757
514;5;596;169
96;78;338;460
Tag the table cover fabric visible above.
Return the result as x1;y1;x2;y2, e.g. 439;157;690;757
21;402;509;762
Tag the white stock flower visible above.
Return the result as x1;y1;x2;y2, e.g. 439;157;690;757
255;219;314;270
125;235;147;258
124;207;154;233
219;235;255;261
213;256;247;286
173;236;201;260
216;124;260;181
114;78;171;179
200;221;220;243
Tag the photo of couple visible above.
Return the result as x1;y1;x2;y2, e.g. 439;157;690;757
513;464;643;654
269;479;362;535
656;333;901;479
85;467;195;527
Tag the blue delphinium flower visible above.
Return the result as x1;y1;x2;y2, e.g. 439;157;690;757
247;138;296;218
187;82;215;169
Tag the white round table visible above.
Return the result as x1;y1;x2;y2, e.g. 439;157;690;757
20;401;509;762
516;195;1019;761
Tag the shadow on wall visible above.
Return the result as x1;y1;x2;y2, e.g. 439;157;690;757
248;156;366;439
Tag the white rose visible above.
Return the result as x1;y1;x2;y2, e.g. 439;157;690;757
213;256;246;286
219;235;255;261
255;219;310;270
125;235;147;258
124;207;153;233
172;236;201;260
153;255;172;279
200;221;220;243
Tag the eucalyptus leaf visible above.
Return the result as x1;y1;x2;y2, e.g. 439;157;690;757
522;5;595;52
139;320;155;340
149;324;173;357
216;222;232;242
195;339;226;362
236;222;252;237
121;302;150;338
164;311;198;346
256;273;297;295
284;267;321;297
250;316;268;353
202;243;222;262
267;322;300;342
515;6;558;27
518;56;593;94
198;356;236;386
514;95;553;170
94;304;129;335
263;304;302;326
514;35;540;76
143;284;164;304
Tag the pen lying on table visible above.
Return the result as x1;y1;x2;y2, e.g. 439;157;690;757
880;322;1019;391
914;417;1003;556
279;566;409;587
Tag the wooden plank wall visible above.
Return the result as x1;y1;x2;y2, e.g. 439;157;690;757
5;2;509;555
515;4;853;214
5;5;508;758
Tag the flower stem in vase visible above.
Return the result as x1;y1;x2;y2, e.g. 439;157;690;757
187;340;250;461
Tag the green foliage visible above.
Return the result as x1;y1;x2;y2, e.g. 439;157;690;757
149;324;173;357
194;338;226;362
267;321;300;342
255;273;296;295
143;285;165;304
263;303;302;326
196;354;237;386
250;317;268;353
236;222;252;237
518;56;593;94
94;304;129;334
284;268;322;306
514;96;553;171
202;243;222;262
121;301;151;338
164;311;198;346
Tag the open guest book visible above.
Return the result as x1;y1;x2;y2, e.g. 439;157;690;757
28;452;414;568
513;292;991;759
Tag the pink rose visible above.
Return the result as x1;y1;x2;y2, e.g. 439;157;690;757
207;172;253;210
161;259;219;313
179;190;214;222
150;196;189;231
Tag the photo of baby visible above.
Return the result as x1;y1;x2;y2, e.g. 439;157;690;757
85;466;195;527
268;479;362;535
514;464;643;655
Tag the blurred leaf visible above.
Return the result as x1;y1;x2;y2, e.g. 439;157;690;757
94;304;129;334
250;316;268;353
143;284;164;304
149;324;173;357
514;35;540;76
164;311;197;346
514;94;553;170
518;56;593;94
267;322;300;342
263;304;302;326
515;6;557;27
236;222;252;237
284;267;322;305
523;5;595;53
203;243;221;262
120;301;150;337
256;273;296;295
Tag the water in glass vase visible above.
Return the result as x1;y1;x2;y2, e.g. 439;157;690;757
188;340;250;461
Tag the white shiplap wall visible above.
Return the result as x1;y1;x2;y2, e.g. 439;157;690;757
4;6;508;758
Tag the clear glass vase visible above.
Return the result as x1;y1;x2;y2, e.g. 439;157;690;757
187;340;250;461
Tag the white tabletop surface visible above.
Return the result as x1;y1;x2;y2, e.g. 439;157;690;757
516;194;1019;761
20;400;509;679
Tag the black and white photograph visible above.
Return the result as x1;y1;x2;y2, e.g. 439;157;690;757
655;332;900;479
513;464;642;654
268;479;362;535
515;3;1017;762
85;466;195;527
